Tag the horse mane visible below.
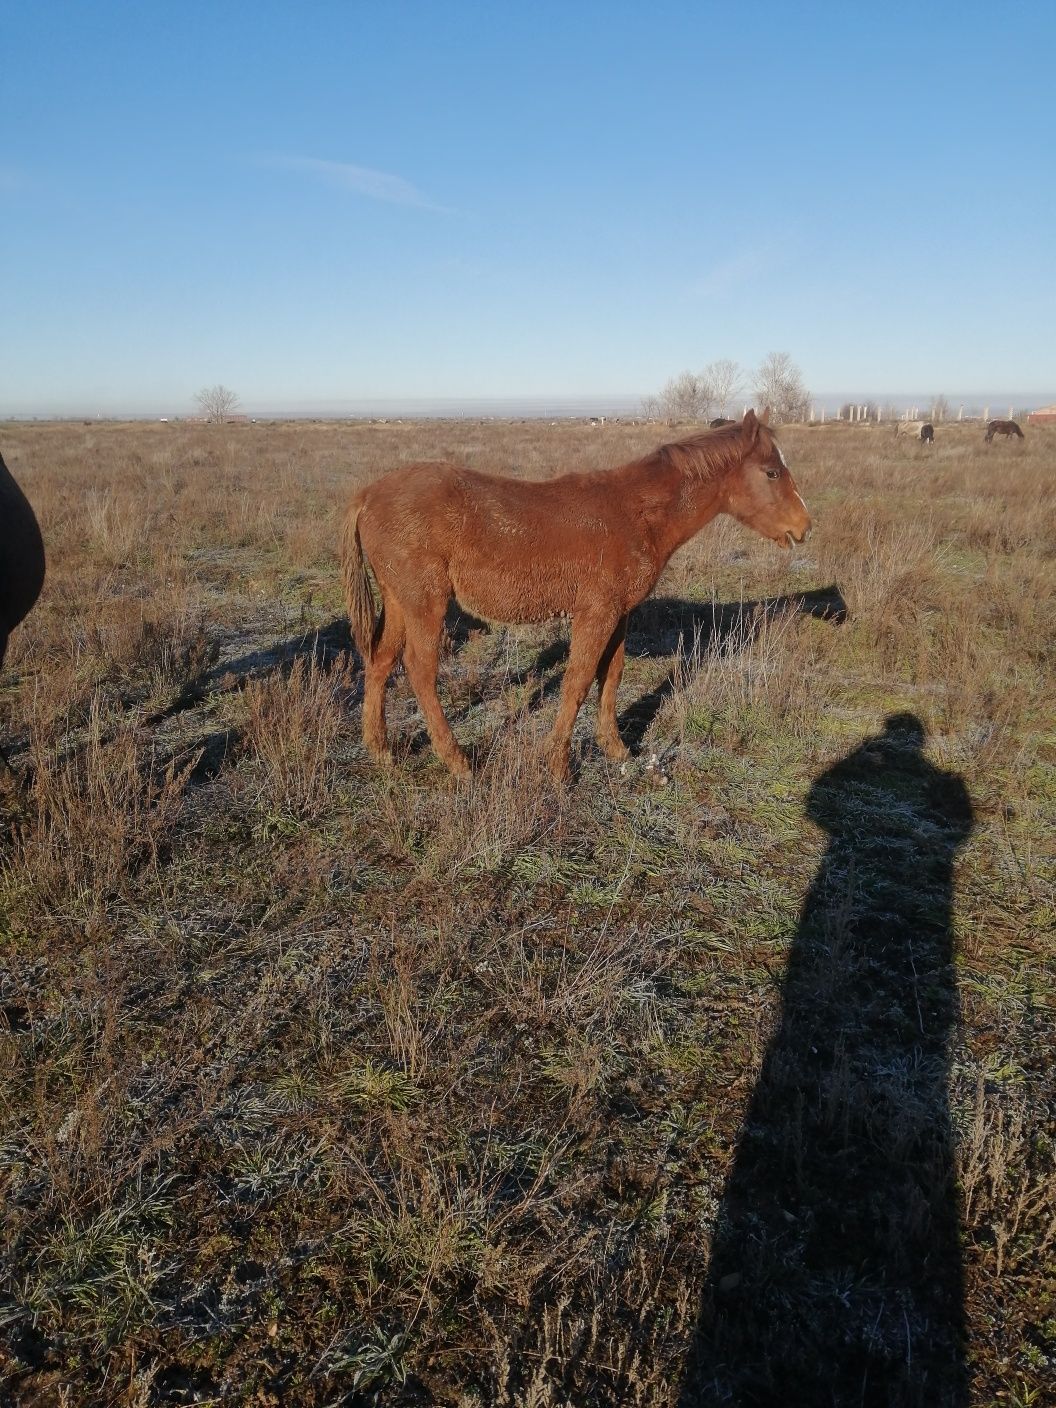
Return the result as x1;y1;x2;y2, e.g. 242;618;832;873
632;421;774;481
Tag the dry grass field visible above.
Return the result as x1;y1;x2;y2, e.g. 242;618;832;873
0;417;1053;1407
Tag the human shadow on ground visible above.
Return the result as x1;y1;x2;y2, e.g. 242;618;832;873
678;713;972;1407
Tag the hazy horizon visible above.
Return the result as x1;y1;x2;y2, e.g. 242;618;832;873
2;389;1050;422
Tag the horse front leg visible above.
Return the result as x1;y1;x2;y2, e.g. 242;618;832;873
595;615;630;761
546;612;621;781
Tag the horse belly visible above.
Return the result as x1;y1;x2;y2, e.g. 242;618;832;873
450;559;577;625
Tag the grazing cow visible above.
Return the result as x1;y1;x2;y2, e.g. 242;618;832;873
985;419;1024;443
920;423;934;444
709;417;736;428
0;450;46;779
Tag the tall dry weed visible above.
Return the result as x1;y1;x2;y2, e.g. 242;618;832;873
374;717;565;879
659;603;830;748
7;693;191;918
241;654;352;819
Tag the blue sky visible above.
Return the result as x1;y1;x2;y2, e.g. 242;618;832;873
2;1;1053;413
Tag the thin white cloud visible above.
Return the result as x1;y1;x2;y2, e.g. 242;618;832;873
691;243;789;298
264;155;449;212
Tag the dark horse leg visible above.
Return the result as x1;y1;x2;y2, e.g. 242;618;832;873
595;615;630;761
0;741;18;787
546;611;623;780
0;629;24;793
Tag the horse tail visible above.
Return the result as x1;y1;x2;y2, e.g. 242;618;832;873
340;497;379;663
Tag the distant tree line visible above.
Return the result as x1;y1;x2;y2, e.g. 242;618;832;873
644;353;810;425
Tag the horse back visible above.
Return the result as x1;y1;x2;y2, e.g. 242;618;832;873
361;460;623;551
356;459;655;623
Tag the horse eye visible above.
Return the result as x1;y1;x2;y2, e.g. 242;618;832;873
765;468;781;480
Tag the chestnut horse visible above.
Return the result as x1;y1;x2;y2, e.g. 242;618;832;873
340;410;811;780
985;419;1024;443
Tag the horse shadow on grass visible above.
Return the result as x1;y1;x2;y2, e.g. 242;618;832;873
144;616;358;784
617;584;848;752
151;590;845;773
144;604;491;773
678;712;972;1407
414;588;847;764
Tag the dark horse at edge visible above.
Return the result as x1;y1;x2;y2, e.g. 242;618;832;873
985;419;1024;442
0;449;46;779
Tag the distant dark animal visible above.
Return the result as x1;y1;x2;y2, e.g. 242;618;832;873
985;419;1024;443
920;423;934;444
0;449;46;779
709;417;736;428
340;411;811;781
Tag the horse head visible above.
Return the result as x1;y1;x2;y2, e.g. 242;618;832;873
721;410;812;548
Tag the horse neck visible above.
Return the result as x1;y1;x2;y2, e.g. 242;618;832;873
614;450;729;562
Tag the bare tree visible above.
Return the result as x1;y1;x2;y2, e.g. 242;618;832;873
650;370;715;422
754;352;810;424
194;384;241;423
931;395;950;423
703;358;742;417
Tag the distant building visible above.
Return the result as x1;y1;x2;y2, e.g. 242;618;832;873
1026;404;1056;425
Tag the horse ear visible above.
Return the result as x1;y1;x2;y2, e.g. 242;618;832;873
760;406;771;426
742;408;760;443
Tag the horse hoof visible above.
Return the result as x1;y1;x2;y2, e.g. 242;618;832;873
598;737;630;763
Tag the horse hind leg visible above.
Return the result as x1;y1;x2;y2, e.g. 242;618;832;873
362;595;405;763
402;605;470;778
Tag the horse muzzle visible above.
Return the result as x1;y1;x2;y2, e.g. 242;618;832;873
779;523;812;548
